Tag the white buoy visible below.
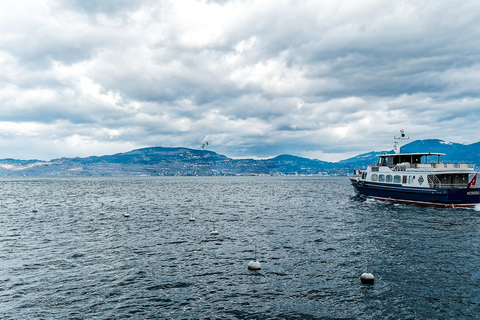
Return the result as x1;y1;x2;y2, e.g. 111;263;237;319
360;257;374;285
248;245;261;270
32;204;38;213
100;203;105;215
210;222;219;235
360;272;374;285
189;211;196;221
124;208;130;217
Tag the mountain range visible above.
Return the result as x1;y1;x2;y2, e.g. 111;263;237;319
0;139;478;176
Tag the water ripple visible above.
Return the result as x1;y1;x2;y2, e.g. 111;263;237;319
0;177;479;319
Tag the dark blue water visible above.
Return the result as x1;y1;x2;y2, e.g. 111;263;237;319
0;177;479;319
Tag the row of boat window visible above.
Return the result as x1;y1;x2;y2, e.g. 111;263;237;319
369;174;414;184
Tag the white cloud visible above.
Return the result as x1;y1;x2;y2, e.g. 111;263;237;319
0;0;479;161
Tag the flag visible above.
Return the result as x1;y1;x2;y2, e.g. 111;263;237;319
467;173;477;189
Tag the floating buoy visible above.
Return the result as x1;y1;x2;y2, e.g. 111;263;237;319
210;222;219;235
189;211;196;221
32;204;38;213
248;245;261;270
360;272;374;285
100;203;105;215
248;260;261;270
360;257;374;285
124;208;130;217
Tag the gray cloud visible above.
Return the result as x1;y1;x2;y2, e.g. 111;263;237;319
0;0;479;161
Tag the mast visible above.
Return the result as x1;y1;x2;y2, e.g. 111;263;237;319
393;129;409;154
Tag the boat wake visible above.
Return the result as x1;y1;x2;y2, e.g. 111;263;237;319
474;204;480;211
365;198;379;204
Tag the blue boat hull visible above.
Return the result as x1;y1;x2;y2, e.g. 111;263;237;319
350;178;480;208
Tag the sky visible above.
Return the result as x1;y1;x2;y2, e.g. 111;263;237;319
1;0;480;162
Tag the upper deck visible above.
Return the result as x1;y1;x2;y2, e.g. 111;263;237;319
374;152;475;172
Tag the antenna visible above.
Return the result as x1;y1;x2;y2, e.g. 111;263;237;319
394;129;409;154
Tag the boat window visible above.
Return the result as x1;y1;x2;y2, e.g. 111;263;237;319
402;176;407;184
399;155;412;163
408;176;414;184
371;174;378;181
439;174;450;187
385;157;393;167
362;172;367;179
453;174;468;187
394;175;401;183
379;174;385;182
386;175;393;183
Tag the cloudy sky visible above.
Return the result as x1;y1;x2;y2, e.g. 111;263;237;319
1;0;480;162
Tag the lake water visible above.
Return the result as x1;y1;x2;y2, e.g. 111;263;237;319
0;176;479;319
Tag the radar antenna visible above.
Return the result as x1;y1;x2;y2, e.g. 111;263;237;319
394;130;409;154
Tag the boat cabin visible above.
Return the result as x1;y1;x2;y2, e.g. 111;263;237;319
376;152;444;168
362;152;476;189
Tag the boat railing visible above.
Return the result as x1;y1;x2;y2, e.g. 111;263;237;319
413;163;474;169
427;182;472;189
427;174;477;189
388;162;475;170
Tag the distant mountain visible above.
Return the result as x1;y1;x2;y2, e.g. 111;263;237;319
339;139;480;171
0;139;478;176
260;154;336;175
338;151;390;166
401;139;480;163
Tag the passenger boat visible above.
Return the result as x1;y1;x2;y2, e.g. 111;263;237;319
350;131;479;208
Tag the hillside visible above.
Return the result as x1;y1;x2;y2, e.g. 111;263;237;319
0;139;478;176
